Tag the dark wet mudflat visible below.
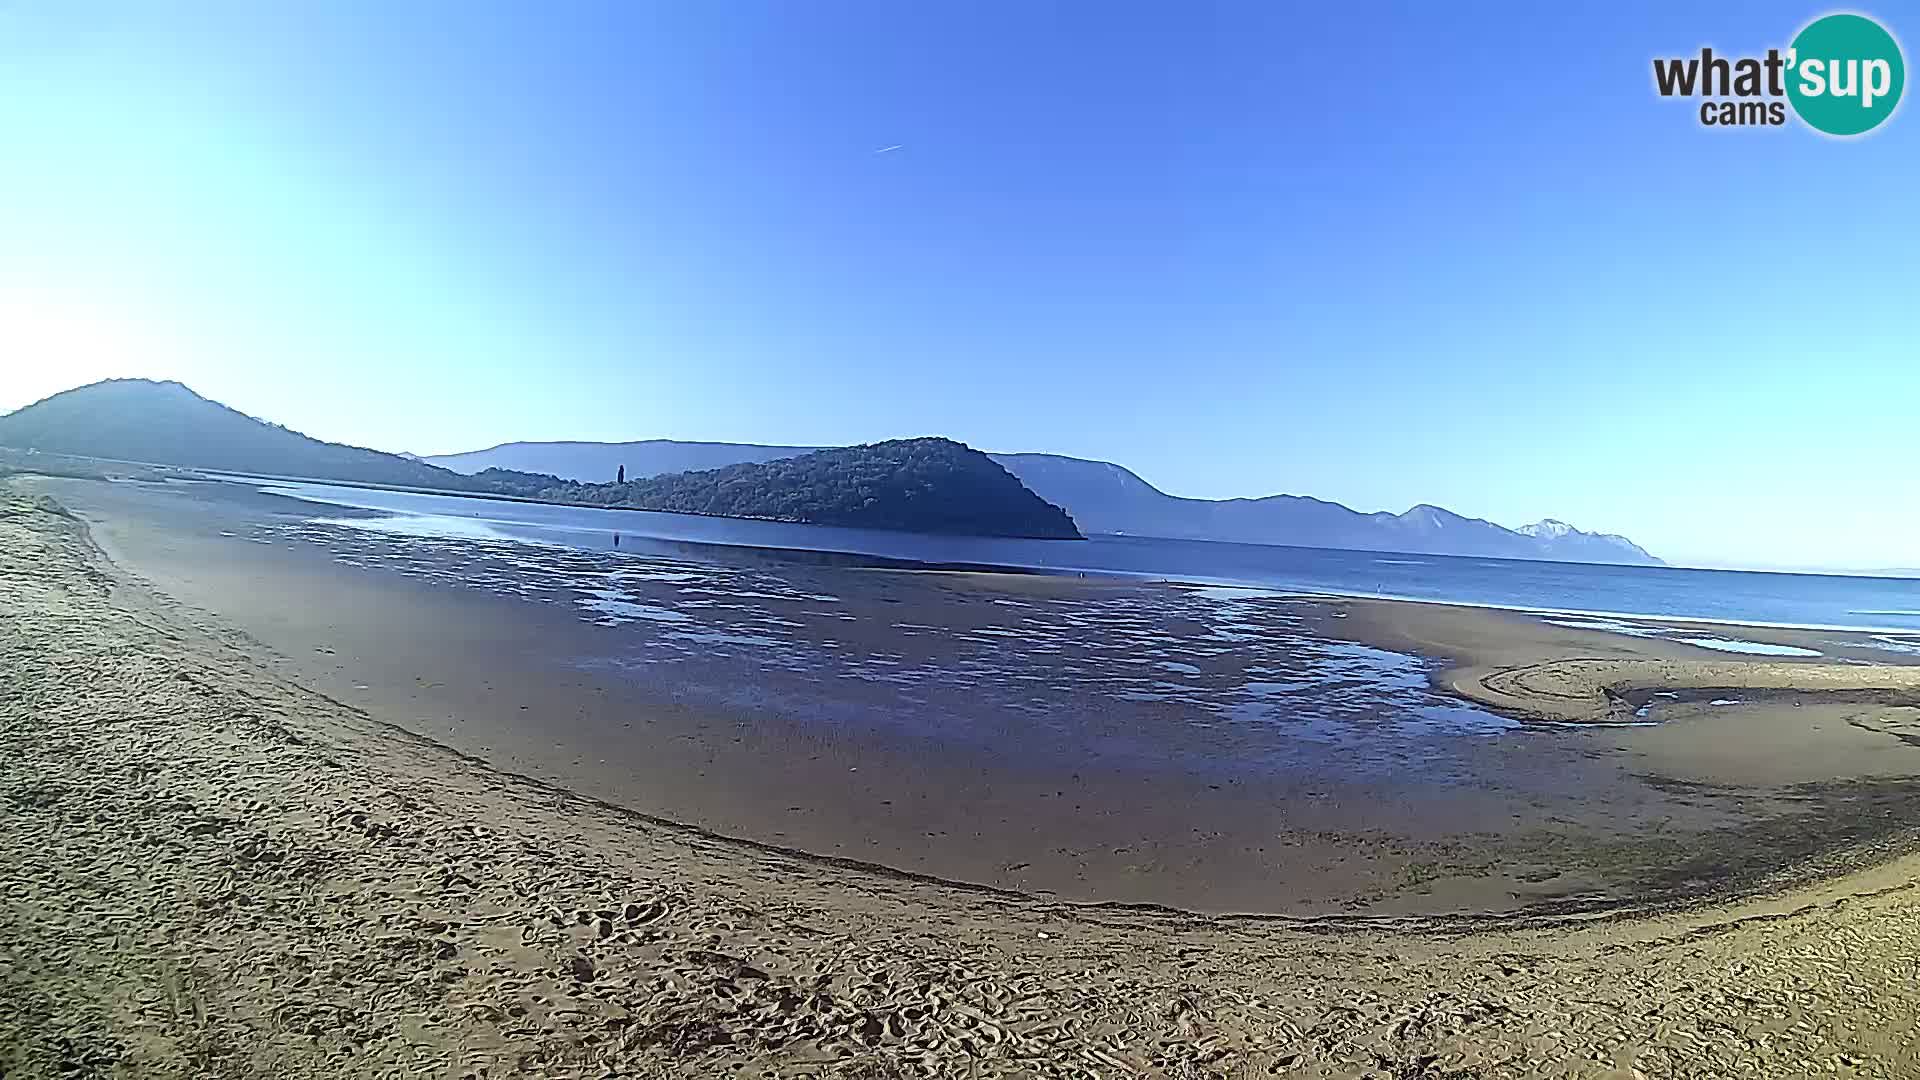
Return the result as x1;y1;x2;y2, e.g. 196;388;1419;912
40;474;1920;916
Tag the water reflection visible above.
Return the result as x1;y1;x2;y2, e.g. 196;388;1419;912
263;515;1528;777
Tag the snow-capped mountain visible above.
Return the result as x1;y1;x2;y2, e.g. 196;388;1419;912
1518;519;1575;540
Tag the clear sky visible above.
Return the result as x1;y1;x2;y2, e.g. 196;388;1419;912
1;2;1914;570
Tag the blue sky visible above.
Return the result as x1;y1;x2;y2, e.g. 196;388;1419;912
1;2;1914;569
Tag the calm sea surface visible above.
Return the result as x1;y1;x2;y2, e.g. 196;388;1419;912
243;478;1920;634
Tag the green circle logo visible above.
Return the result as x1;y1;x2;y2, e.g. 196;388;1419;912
1787;13;1905;135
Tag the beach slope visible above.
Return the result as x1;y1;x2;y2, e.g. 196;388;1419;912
4;482;1920;1079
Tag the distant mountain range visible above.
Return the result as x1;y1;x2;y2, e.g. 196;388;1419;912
0;379;1656;561
0;381;1079;539
428;440;1662;564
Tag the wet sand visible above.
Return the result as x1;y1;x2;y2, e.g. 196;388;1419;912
9;479;1920;1079
24;473;1920;922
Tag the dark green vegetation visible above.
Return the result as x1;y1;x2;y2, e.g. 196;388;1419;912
481;440;1082;538
429;441;1661;564
0;380;1081;539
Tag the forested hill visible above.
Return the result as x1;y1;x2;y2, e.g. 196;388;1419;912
475;438;1083;539
431;439;1659;565
0;380;1081;539
0;378;479;490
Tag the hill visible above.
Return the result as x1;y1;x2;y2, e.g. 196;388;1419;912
0;379;480;490
0;381;1080;540
429;440;1660;565
429;439;818;483
468;439;1082;539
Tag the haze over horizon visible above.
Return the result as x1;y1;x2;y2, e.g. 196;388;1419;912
2;3;1915;569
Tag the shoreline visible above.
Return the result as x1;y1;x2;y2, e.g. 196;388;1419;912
117;457;1920;631
1320;593;1920;724
1229;585;1920;638
264;502;1920;638
22;472;1920;923
17;447;1920;588
1442;657;1920;725
22;477;1916;926
895;571;1920;637
10;484;1920;1076
0;482;1664;928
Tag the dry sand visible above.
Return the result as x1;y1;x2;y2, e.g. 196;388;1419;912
1442;658;1920;726
6;482;1920;1078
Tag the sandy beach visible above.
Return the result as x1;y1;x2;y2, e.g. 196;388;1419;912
28;474;1920;919
7;476;1920;1077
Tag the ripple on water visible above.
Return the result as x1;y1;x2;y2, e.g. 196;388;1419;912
1858;635;1920;656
